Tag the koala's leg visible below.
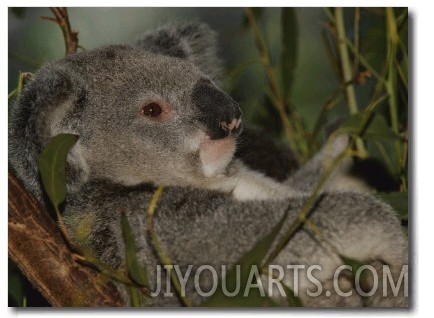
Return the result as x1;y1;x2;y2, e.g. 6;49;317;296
285;134;370;193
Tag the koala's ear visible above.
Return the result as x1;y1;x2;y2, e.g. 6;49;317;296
9;63;87;199
21;65;86;144
136;22;223;83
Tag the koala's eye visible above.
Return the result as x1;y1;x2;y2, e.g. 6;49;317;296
141;102;162;117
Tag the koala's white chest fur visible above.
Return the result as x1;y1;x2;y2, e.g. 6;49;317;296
203;159;301;201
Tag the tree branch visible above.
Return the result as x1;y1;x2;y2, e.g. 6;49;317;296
41;7;78;56
8;170;126;307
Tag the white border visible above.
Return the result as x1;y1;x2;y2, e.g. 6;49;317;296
3;2;431;318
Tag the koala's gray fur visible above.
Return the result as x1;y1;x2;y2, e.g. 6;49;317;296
8;21;408;307
136;22;223;85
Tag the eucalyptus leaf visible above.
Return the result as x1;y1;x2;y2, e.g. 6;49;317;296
282;281;303;307
203;211;287;307
375;192;408;220
338;112;401;142
339;255;365;273
38;134;78;210
129;287;143;307
339;255;369;287
121;213;149;287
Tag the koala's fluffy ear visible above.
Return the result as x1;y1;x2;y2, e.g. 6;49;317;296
9;63;87;200
136;22;223;83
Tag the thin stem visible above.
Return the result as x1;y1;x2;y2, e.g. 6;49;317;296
244;7;303;163
9;72;33;103
42;7;78;56
146;186;192;307
335;8;358;115
8;89;17;100
385;7;400;134
384;7;404;178
325;8;386;85
309;86;343;152
76;252;138;288
334;8;367;157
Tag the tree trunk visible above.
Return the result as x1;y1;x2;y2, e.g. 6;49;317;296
8;170;125;307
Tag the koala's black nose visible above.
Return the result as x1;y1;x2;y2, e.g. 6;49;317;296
192;79;243;140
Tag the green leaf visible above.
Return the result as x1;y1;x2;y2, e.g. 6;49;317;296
129;287;143;307
202;212;287;307
338;112;403;175
339;255;370;288
375;192;408;220
282;281;303;307
281;7;298;104
339;255;364;273
38;134;79;209
121;212;149;287
338;112;401;142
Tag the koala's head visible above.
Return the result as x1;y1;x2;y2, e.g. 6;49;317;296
9;22;243;195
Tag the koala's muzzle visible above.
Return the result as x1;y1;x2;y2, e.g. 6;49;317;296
192;80;242;140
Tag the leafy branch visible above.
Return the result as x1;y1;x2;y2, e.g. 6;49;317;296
334;8;367;157
37;133;156;305
244;7;307;163
41;7;78;56
8;71;32;101
323;7;408;184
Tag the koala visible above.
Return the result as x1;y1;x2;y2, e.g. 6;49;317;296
8;22;408;307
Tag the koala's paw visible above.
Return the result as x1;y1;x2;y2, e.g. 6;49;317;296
325;133;350;161
231;169;302;201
